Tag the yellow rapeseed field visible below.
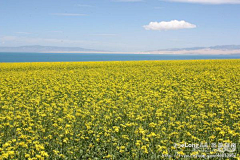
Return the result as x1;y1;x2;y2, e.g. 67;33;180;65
0;60;239;159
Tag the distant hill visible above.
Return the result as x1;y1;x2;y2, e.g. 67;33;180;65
147;45;240;55
0;45;104;53
154;45;240;51
1;45;240;55
208;45;240;50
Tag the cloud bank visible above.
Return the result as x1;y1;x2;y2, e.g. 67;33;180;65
143;20;196;31
167;0;240;4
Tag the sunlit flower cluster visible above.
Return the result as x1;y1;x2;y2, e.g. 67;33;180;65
0;60;239;159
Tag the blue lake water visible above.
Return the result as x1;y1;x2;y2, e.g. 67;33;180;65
0;52;239;62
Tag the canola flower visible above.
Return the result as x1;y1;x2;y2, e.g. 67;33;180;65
0;60;239;159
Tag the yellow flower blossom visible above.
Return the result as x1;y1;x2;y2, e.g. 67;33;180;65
0;60;239;159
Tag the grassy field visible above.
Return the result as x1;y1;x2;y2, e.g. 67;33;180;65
0;60;239;159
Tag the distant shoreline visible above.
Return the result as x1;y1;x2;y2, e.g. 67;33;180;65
1;50;240;55
1;45;240;55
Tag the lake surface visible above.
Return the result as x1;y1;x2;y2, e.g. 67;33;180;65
0;52;239;62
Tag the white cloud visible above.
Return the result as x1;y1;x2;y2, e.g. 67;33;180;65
51;13;87;16
1;36;17;41
143;20;196;31
166;0;240;4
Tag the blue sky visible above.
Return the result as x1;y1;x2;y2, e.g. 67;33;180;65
0;0;240;51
